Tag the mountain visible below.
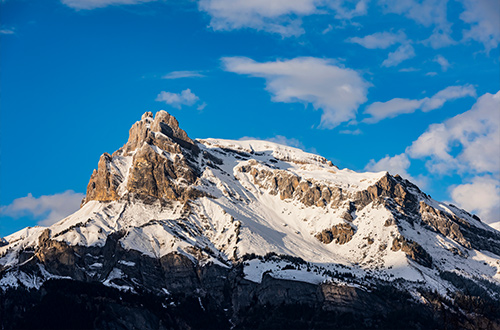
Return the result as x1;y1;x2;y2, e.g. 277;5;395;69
1;111;499;329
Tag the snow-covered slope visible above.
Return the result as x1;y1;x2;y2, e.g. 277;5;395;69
1;111;499;303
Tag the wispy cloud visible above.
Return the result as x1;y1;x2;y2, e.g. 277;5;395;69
1;191;84;226
198;0;369;37
222;56;370;129
162;71;206;79
433;55;450;71
197;102;207;110
364;85;476;123
0;28;15;35
379;0;455;49
339;128;362;135
399;67;419;72
240;135;309;151
156;88;203;109
328;0;369;20
241;135;305;149
347;31;406;49
61;0;156;10
382;44;415;67
423;30;457;49
198;0;318;37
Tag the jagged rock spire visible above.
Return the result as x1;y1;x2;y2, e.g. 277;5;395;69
82;111;201;206
123;110;198;155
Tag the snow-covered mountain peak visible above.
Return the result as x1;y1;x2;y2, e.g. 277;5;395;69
199;138;336;168
1;111;499;309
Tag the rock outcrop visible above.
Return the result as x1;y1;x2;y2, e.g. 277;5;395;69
355;174;419;212
238;163;345;208
316;223;356;245
391;236;433;268
83;110;203;205
84;153;120;204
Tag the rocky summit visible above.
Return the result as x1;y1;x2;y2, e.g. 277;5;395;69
1;111;499;329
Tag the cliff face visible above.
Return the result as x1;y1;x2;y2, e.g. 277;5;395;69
1;111;499;329
83;111;201;205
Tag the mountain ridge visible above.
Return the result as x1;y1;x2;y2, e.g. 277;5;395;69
1;110;499;329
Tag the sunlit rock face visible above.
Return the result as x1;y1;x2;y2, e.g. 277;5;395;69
1;111;499;330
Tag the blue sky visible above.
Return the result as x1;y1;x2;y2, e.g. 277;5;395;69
1;0;499;236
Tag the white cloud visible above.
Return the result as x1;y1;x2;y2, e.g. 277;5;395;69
347;31;406;49
379;0;499;50
328;0;369;19
364;84;476;123
339;128;362;135
365;98;423;122
399;67;419;72
424;29;457;48
61;0;155;10
0;28;15;35
1;191;84;226
240;135;305;149
420;85;476;111
382;44;415;67
367;91;499;224
407;90;500;175
266;135;305;149
162;71;205;79
365;153;426;186
198;0;318;37
198;0;370;36
379;0;455;48
197;102;207;110
222;56;370;129
460;0;500;52
156;88;200;109
322;24;334;34
450;176;500;224
433;55;450;71
379;0;448;26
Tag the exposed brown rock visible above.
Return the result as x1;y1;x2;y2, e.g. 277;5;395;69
355;174;418;212
126;143;199;202
237;164;346;209
316;230;334;244
341;211;354;222
83;111;204;205
150;110;198;152
122;113;154;154
419;201;470;248
35;229;77;276
419;201;500;255
83;153;120;205
316;223;355;245
391;236;432;268
274;172;300;200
